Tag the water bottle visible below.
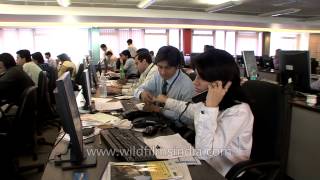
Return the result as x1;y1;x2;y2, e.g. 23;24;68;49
120;62;125;80
99;76;108;98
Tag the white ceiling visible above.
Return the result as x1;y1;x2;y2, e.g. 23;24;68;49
0;0;320;19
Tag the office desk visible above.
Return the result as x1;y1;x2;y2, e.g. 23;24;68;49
42;133;226;180
43;87;225;180
287;99;320;179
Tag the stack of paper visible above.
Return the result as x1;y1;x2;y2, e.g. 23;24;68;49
95;101;123;111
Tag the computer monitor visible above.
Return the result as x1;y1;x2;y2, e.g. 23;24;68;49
81;69;92;111
242;51;258;79
184;56;191;66
179;51;185;67
54;72;96;170
279;51;311;92
261;55;274;69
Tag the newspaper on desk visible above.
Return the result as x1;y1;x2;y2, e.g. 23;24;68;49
143;133;201;165
101;160;192;180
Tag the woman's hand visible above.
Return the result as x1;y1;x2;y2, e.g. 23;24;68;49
206;81;232;107
153;95;168;104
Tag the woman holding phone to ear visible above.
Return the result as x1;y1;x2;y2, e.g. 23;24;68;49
154;49;254;176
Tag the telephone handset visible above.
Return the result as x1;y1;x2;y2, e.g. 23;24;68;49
191;81;227;103
192;91;207;103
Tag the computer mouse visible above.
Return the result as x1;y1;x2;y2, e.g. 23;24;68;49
82;127;95;136
132;117;158;128
143;126;158;136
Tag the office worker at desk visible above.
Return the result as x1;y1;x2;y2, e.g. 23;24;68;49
16;49;42;86
108;48;158;95
120;50;138;78
0;53;34;105
154;49;254;176
57;53;76;80
134;45;195;124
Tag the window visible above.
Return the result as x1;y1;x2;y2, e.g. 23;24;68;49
192;30;213;53
215;30;225;50
169;29;180;50
225;31;236;55
270;32;299;56
145;29;168;54
236;31;259;55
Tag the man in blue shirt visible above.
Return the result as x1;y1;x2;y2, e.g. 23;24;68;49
134;46;195;125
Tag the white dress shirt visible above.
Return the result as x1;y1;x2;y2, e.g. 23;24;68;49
122;63;158;95
165;98;254;176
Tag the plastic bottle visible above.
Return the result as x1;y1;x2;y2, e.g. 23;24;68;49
120;62;125;80
99;76;108;98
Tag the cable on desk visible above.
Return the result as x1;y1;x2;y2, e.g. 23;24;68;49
48;132;66;161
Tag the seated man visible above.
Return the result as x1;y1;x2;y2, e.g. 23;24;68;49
0;53;34;105
16;49;42;86
134;46;195;125
108;48;158;95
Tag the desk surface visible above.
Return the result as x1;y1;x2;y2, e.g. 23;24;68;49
290;98;320;113
42;134;225;180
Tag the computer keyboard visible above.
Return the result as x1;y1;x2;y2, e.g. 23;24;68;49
121;100;138;112
100;128;157;162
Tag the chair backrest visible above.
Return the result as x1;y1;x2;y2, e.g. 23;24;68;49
14;86;38;144
37;71;54;119
242;81;291;174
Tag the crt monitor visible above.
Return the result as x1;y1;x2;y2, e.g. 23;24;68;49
54;72;96;169
242;51;258;79
279;51;311;92
81;69;92;111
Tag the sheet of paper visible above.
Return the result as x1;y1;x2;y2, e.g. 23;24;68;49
95;100;123;111
92;97;112;103
114;95;134;100
143;134;196;159
81;113;120;124
173;156;202;166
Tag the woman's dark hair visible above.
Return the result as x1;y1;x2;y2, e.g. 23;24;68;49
120;50;131;58
155;46;180;67
32;52;45;64
57;53;70;62
16;49;31;62
0;53;16;69
192;48;248;110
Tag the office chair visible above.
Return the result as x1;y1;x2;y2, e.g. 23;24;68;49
37;71;60;146
225;80;292;180
2;86;44;175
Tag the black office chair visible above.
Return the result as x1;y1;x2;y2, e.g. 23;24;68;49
2;86;44;176
225;80;292;180
37;71;60;145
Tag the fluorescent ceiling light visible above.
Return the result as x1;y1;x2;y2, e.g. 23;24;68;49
57;0;71;7
206;1;242;13
259;8;301;17
137;0;156;9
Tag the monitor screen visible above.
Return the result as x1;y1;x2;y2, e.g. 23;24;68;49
184;56;191;66
279;51;311;92
242;51;258;79
54;72;83;162
81;69;92;109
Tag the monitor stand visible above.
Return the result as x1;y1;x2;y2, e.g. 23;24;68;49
54;146;97;170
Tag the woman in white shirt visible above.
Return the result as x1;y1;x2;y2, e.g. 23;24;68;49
154;48;254;176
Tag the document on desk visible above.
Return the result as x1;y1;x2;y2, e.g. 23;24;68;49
81;113;120;124
95;100;123;111
143;134;196;159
